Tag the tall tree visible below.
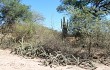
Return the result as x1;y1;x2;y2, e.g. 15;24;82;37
0;0;33;26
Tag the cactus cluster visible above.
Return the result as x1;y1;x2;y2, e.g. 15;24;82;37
61;17;69;38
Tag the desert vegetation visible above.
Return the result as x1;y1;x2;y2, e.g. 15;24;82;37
0;0;110;70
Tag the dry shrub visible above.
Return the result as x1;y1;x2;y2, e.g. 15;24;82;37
74;27;110;59
0;33;15;49
13;22;37;42
0;22;38;49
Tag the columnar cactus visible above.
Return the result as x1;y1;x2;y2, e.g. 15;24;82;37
61;17;69;39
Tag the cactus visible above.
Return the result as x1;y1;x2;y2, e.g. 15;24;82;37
61;19;63;29
61;17;67;28
63;17;65;24
67;19;69;28
61;17;69;38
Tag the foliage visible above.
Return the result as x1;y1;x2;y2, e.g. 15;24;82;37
57;0;110;17
57;0;110;60
0;0;28;24
14;22;37;42
0;0;43;26
69;6;110;55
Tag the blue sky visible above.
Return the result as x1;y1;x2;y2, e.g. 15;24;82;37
21;0;66;31
106;15;110;19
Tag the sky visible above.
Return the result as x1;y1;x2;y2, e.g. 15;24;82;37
21;0;66;31
106;15;110;19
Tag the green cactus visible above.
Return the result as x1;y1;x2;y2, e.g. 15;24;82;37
63;17;66;24
61;19;63;29
61;17;69;38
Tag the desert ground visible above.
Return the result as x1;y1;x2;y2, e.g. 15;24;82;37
0;49;110;70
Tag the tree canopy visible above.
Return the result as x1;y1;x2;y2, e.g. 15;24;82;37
0;0;39;26
57;0;110;17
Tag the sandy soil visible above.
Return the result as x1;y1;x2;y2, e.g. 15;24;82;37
0;49;110;70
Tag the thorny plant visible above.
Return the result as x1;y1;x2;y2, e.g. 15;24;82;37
10;36;96;70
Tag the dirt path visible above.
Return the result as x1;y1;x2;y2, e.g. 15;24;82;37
0;49;110;70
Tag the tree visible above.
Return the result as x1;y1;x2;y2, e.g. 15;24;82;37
57;0;110;34
57;0;110;17
57;0;110;57
0;0;33;26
